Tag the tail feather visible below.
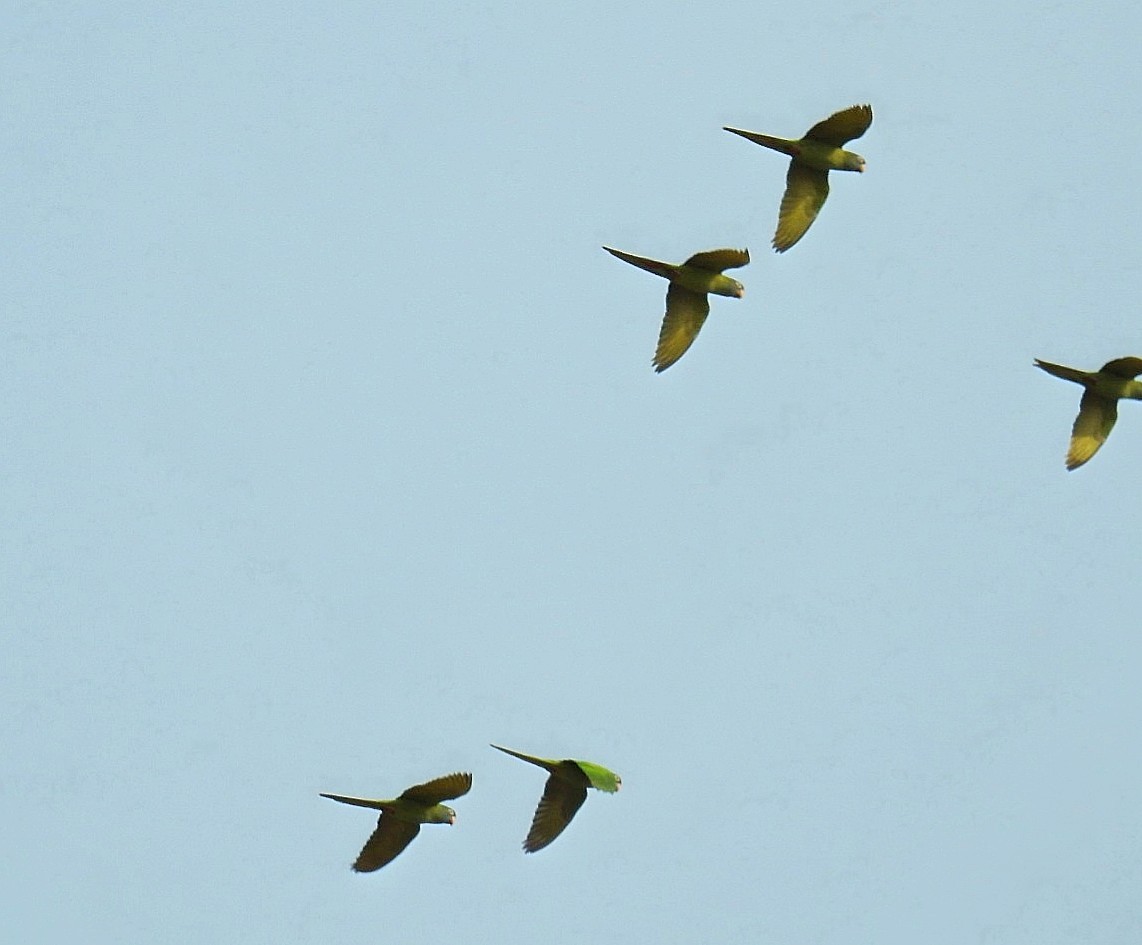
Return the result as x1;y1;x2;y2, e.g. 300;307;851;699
602;246;677;281
1034;359;1091;386
723;127;799;156
490;743;559;774
320;792;388;810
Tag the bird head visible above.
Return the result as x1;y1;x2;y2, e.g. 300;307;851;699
711;275;745;299
428;804;457;825
845;152;866;173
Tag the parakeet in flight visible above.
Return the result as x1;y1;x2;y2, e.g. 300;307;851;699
724;104;872;252
1034;356;1142;470
603;245;749;372
491;744;621;852
320;771;472;872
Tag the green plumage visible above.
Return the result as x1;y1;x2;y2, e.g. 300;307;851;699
724;104;872;252
320;771;472;872
603;245;749;372
491;744;621;852
1035;357;1142;469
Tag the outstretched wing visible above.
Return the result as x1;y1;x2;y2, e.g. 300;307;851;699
1100;357;1142;379
775;164;829;252
1067;391;1118;470
654;284;710;372
522;770;589;853
803;104;873;145
683;248;750;273
400;772;473;805
353;815;420;872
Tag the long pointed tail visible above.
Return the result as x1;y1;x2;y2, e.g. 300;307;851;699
602;246;677;281
320;792;389;810
1034;359;1091;386
722;127;799;156
490;743;558;774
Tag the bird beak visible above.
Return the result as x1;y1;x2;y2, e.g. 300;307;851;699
449;813;457;824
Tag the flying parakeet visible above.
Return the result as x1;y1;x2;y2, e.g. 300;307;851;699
320;771;472;872
491;744;621;852
1034;357;1142;470
603;245;749;372
724;104;872;252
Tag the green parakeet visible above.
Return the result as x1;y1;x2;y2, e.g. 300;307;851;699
603;245;749;372
491;744;621;852
724;104;872;252
1034;356;1142;470
320;771;472;872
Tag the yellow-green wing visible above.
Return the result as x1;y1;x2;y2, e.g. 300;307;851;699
803;104;873;145
655;284;710;372
1067;391;1118;470
523;773;589;852
775;164;829;252
400;772;472;805
1100;357;1142;378
683;248;750;273
353;815;420;872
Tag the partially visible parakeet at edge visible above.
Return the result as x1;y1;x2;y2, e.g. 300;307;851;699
320;771;472;872
603;245;749;372
491;744;621;852
724;104;872;252
1034;356;1142;470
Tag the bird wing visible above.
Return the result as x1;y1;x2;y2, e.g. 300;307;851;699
775;163;829;252
683;248;750;273
523;770;589;853
1100;357;1142;379
352;814;420;873
803;104;873;145
400;772;473;805
1067;391;1118;470
654;284;710;372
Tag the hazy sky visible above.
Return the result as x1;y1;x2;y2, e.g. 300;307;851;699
5;2;1142;943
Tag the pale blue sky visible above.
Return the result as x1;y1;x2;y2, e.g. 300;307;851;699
5;1;1142;942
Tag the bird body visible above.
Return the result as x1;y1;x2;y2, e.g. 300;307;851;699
1034;357;1142;469
724;104;872;252
319;791;458;824
603;245;749;372
721;130;863;173
320;771;472;872
491;744;620;852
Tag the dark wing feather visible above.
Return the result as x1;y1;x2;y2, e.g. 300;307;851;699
682;248;750;272
1067;391;1118;470
654;284;710;372
774;164;829;252
523;769;589;853
803;104;873;145
1100;357;1142;379
400;772;473;805
353;815;420;872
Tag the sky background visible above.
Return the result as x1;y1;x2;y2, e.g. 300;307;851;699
5;1;1142;942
